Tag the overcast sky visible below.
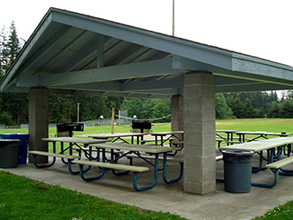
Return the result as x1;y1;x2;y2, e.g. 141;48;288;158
1;0;293;67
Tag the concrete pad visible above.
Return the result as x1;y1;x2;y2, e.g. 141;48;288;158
1;153;293;220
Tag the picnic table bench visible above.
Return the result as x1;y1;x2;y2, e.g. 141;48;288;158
28;151;80;168
28;137;109;172
72;160;149;191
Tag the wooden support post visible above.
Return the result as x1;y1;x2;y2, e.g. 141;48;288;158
111;108;115;134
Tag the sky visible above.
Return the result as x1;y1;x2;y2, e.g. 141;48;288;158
1;0;293;67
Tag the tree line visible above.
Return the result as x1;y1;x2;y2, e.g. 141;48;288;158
1;22;293;126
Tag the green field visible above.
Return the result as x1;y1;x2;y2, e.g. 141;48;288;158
2;118;293;151
2;118;292;137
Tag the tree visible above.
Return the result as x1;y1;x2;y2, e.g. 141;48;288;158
229;98;245;118
215;93;233;119
267;102;280;118
279;100;293;118
0;26;8;77
120;98;148;120
243;98;256;118
152;99;171;122
0;22;28;125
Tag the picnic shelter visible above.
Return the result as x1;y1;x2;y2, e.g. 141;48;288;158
1;7;293;195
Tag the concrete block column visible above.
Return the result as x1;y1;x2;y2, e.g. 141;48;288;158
28;87;49;163
183;72;216;195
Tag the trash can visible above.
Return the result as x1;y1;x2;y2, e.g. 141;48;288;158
222;150;254;193
0;133;29;164
0;139;20;168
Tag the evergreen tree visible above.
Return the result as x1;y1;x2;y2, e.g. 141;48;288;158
279;100;293;118
0;26;8;78
230;98;245;118
215;93;233;119
267;102;280;118
243;98;256;118
0;22;28;125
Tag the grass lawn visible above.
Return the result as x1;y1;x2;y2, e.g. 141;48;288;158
0;171;185;220
1;118;293;219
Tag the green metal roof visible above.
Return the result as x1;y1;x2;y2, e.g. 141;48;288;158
2;7;293;98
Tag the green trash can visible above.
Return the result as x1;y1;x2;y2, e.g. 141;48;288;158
222;150;254;193
0;139;20;168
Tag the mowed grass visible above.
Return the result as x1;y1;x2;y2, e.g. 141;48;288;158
3;118;292;138
216;118;293;134
0;171;185;220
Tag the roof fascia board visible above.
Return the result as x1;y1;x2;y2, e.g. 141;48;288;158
51;9;232;70
174;55;293;86
232;53;293;82
39;58;182;86
216;83;293;93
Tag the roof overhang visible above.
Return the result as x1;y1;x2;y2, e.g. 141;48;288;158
2;7;293;98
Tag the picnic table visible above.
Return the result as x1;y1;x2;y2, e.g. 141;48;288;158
88;132;147;144
29;137;109;171
71;142;183;191
150;131;184;146
236;131;292;142
220;137;293;187
215;130;238;146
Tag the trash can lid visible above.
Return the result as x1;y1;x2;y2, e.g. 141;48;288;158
221;149;254;156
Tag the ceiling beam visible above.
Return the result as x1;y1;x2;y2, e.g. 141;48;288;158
39;58;183;86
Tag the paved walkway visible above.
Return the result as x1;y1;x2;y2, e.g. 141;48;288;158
1;153;293;220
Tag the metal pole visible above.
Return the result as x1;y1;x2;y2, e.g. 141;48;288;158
172;0;175;36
